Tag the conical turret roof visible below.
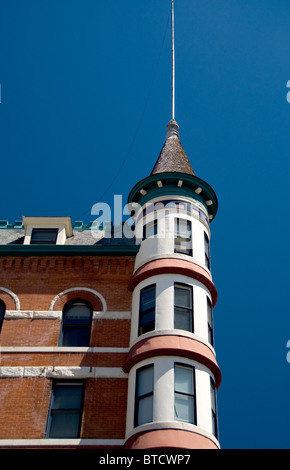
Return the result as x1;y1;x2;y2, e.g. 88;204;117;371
128;118;218;221
150;119;195;176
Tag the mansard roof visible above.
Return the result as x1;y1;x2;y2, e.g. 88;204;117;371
0;221;137;255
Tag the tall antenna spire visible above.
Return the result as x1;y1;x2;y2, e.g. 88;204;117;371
171;0;175;121
166;0;179;140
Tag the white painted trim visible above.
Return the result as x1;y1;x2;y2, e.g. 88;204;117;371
23;224;67;245
48;287;107;312
0;366;128;379
0;439;125;447
0;346;129;353
0;287;20;310
22;217;73;244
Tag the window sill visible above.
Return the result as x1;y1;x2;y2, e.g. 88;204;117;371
0;346;129;353
0;438;125;448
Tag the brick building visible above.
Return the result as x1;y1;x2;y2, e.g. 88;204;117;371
0;118;221;450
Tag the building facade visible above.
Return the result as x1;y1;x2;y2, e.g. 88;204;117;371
0;119;221;449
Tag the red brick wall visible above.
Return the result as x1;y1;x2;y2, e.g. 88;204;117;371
1;318;131;348
1;319;60;347
0;255;133;347
0;254;134;445
91;319;130;348
81;378;128;439
0;290;17;310
0;256;134;311
0;378;51;439
0;377;128;440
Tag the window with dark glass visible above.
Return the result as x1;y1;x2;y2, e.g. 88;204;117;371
204;232;210;269
210;377;218;438
174;364;196;424
134;364;154;427
30;228;58;244
0;300;6;333
45;380;85;438
207;297;214;346
59;300;93;347
143;219;157;240
200;210;209;225
138;285;156;335
174;284;193;333
174;218;192;256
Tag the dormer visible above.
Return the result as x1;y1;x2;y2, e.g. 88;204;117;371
22;217;73;245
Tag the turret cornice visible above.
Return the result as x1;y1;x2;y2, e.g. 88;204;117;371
128;172;218;221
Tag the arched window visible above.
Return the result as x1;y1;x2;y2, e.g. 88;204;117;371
0;300;6;333
59;300;93;347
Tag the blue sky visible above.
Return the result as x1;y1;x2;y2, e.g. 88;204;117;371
1;0;290;449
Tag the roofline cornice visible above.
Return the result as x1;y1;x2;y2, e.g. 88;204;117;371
0;244;140;257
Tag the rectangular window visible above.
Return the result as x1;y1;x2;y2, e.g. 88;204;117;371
174;218;192;256
204;232;210;269
134;365;154;427
139;284;156;335
211;378;218;438
174;283;193;333
143;219;158;239
199;209;208;224
30;228;58;244
207;297;214;346
45;381;85;438
175;201;187;212
174;364;196;424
